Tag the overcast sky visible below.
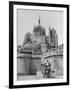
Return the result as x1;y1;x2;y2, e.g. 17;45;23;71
17;9;63;45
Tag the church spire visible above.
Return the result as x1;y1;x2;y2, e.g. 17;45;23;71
38;16;40;25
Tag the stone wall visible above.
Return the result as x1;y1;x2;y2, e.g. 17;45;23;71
45;55;63;77
31;58;41;75
17;56;41;75
17;56;32;75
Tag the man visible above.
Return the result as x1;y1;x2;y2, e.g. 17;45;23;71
44;60;51;78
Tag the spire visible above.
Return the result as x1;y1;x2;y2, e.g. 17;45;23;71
38;16;40;25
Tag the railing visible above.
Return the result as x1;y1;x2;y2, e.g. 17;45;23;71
17;49;63;59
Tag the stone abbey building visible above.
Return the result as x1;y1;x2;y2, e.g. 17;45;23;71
17;18;63;78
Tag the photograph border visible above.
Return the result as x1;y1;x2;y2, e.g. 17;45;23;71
9;1;69;89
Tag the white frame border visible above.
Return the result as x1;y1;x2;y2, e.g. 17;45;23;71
13;5;67;85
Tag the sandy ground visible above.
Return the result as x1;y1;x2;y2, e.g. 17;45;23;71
17;75;63;81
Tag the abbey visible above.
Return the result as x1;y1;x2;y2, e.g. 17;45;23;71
17;18;63;79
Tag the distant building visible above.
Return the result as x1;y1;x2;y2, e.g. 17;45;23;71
49;27;58;48
17;18;63;78
32;18;46;54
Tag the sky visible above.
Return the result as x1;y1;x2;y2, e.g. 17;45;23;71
17;9;63;45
